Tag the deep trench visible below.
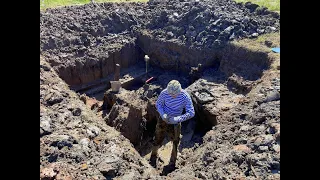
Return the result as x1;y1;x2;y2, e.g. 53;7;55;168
51;36;270;174
98;63;213;147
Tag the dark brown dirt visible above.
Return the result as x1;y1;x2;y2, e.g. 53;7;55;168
40;57;162;179
40;0;279;87
40;0;280;179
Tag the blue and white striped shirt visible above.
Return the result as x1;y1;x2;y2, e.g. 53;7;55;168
156;89;195;123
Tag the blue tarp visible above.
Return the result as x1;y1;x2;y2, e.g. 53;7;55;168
272;47;280;53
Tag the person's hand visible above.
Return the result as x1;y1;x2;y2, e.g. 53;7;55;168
162;114;169;123
168;116;180;124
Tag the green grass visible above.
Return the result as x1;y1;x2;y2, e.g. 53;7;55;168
40;0;148;10
41;0;278;12
234;0;280;12
232;32;280;52
255;32;280;46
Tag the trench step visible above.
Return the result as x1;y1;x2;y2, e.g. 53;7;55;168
73;64;153;95
81;84;109;96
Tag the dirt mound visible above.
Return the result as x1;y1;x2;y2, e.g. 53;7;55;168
145;0;279;48
40;0;279;85
166;70;280;179
40;2;148;51
40;57;161;179
40;0;279;51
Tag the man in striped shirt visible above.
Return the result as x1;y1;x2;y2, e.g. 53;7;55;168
150;80;195;168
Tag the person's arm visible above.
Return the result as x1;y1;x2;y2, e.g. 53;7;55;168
156;90;166;118
171;92;195;123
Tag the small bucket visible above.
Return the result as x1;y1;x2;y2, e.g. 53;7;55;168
110;81;121;92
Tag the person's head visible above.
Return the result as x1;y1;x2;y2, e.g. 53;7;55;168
167;80;182;98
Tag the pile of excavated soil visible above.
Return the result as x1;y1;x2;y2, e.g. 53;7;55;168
40;0;279;85
145;0;279;48
40;0;279;51
169;73;280;179
40;57;162;179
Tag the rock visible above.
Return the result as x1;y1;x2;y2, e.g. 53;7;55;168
270;160;280;169
257;28;264;34
213;39;222;46
233;144;251;153
264;40;273;47
251;33;258;38
103;155;120;163
57;141;72;150
80;95;87;104
223;26;234;35
256;93;265;98
79;138;90;147
252;134;274;147
66;120;81;129
245;2;259;12
232;151;245;164
261;134;274;145
267;174;280;180
167;31;174;38
271;78;280;83
242;16;250;23
40;64;51;71
234;137;247;145
72;108;82;116
47;94;63;105
264;91;280;103
40;167;57;179
87;125;100;138
81;163;88;170
40;120;52;134
50;135;73;149
269;26;276;31
97;161;117;176
56;171;72;180
246;153;268;166
229;33;235;40
91;102;100;110
257;125;266;132
240;125;250;131
272;144;280;152
52;135;70;142
268;123;280;134
258;146;269;152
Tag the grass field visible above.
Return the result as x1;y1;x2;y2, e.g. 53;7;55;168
40;0;148;10
40;0;279;12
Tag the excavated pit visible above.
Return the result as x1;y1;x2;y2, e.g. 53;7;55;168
40;0;280;177
42;37;272;174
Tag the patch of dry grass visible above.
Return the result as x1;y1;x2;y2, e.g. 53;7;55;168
40;0;148;10
232;32;280;52
234;0;280;12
